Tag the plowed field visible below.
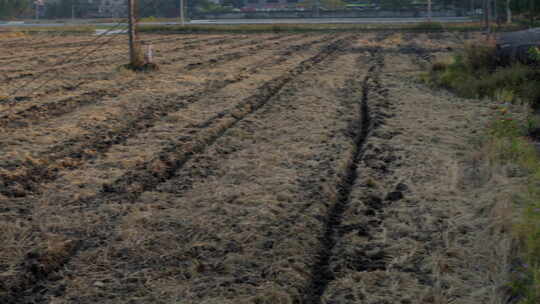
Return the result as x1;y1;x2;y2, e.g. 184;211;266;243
0;32;511;304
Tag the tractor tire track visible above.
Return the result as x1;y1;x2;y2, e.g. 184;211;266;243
0;34;292;109
303;49;385;304
181;34;309;71
4;34;284;76
0;37;350;304
0;36;337;198
0;34;227;66
0;34;303;124
102;38;347;200
0;36;111;54
0;35;253;83
0;35;198;67
0;34;265;73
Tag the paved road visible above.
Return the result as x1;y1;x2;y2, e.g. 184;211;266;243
188;17;473;24
0;17;473;28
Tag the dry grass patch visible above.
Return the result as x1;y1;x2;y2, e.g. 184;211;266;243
0;31;26;39
484;116;540;302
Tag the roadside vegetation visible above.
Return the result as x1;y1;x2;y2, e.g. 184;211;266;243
0;0;33;20
1;22;520;36
425;41;540;107
486;100;540;303
136;21;523;33
425;40;540;303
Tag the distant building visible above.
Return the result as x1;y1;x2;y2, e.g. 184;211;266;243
35;0;46;17
243;0;299;11
43;0;127;18
96;0;127;18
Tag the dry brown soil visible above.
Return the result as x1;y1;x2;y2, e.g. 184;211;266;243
0;32;513;304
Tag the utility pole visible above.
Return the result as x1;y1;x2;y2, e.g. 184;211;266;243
485;0;492;37
483;0;488;29
493;0;498;24
128;0;139;67
126;0;157;70
506;0;511;23
427;0;432;21
180;0;185;26
72;5;75;21
531;0;535;28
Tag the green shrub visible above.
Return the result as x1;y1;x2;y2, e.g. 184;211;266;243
472;65;532;100
437;67;477;97
484;107;540;304
140;16;158;22
412;21;444;31
494;88;517;104
431;39;540;304
462;42;498;74
529;46;540;62
430;61;449;72
427;43;540;107
520;80;540;109
271;25;285;33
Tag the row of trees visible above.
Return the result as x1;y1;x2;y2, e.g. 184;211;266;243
189;0;540;16
373;0;539;16
44;0;85;18
0;0;82;19
479;0;540;24
0;0;539;20
508;0;540;23
140;0;180;17
0;0;33;19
